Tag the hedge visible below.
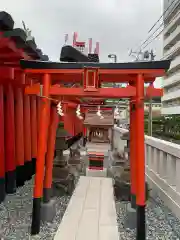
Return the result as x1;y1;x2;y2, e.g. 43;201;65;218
144;115;180;141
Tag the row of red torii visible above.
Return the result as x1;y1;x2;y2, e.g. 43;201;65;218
21;59;170;239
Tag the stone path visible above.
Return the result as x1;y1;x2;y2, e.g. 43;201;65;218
54;176;119;240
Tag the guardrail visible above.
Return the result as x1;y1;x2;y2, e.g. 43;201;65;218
113;126;180;218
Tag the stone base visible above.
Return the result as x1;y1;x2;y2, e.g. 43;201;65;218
5;170;16;194
124;202;137;230
86;168;107;177
41;199;56;222
0;177;5;203
131;194;136;209
114;181;131;201
16;165;24;187
24;160;33;181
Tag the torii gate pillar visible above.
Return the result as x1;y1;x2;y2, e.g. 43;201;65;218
31;73;51;235
129;88;136;209
135;74;146;240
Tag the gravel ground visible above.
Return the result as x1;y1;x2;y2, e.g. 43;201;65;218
0;178;70;240
1;176;180;240
116;197;180;240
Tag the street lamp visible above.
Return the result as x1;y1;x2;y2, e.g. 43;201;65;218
108;54;117;63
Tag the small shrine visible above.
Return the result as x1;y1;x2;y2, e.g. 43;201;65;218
84;108;114;143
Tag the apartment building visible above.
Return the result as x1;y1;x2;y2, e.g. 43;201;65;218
161;0;180;115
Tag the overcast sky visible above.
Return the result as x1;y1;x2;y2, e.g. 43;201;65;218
2;0;163;86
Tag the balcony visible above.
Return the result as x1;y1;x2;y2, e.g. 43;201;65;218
162;88;180;102
163;71;180;87
161;105;180;115
168;55;180;74
163;40;180;59
164;10;180;37
164;25;180;50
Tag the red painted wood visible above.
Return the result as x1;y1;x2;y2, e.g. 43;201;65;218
0;85;5;178
130;96;136;198
31;96;38;158
15;87;24;167
37;97;41;142
4;84;16;172
50;86;136;98
44;105;59;189
135;74;145;206
89;167;103;170
24;95;32;162
33;74;51;198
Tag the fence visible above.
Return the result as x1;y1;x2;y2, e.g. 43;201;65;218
113;126;180;218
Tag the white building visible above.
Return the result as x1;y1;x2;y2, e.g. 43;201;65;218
161;0;180;115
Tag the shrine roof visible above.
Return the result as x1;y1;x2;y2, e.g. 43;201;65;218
20;59;170;71
3;28;48;60
0;11;49;64
84;110;114;127
0;11;14;31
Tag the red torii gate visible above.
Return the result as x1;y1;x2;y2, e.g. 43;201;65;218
61;100;114;141
0;10;49;203
20;59;170;239
0;32;33;199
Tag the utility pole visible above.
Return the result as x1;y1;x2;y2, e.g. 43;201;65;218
129;49;156;136
148;50;156;136
148;97;153;136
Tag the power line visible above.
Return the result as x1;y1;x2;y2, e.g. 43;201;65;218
132;0;180;52
142;1;179;49
148;0;178;33
141;29;163;50
139;26;163;51
136;1;180;51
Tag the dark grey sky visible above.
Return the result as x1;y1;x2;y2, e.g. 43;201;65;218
2;0;163;86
